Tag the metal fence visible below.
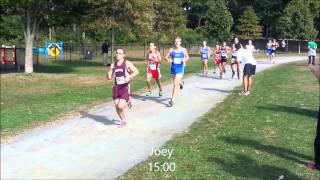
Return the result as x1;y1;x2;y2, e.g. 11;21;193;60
1;39;319;72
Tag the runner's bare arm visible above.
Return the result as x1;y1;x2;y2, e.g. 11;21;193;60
146;52;149;65
227;46;231;53
183;48;190;63
126;61;139;80
165;48;173;63
107;64;114;80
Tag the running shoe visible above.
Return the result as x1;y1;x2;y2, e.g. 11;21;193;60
180;81;184;90
127;101;132;109
239;91;246;96
145;91;151;97
168;99;174;107
245;91;250;96
159;90;163;97
118;121;127;128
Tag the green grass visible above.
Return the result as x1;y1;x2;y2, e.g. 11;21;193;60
0;57;203;136
120;61;319;179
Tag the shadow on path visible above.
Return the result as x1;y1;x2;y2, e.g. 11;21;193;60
132;95;170;107
80;111;119;126
197;87;233;93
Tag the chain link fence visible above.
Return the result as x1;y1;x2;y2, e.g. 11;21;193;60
1;39;319;72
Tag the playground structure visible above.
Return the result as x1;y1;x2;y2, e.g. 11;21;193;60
1;45;16;64
45;41;64;60
33;41;65;60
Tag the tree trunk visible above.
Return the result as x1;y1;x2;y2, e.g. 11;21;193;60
52;26;55;38
25;35;34;73
49;27;52;41
298;41;301;54
21;8;38;74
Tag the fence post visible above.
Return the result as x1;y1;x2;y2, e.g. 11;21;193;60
54;47;57;61
96;44;98;59
16;48;20;72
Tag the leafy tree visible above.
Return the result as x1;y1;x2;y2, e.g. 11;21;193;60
183;0;213;29
235;6;263;40
86;0;154;60
1;0;88;73
276;0;318;40
203;0;233;42
228;0;291;37
0;15;23;44
152;0;186;44
308;0;320;38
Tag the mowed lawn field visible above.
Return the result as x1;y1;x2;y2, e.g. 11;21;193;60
120;61;320;179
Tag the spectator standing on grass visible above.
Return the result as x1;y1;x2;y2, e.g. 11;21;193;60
307;39;317;65
281;39;286;52
236;43;257;96
101;40;110;66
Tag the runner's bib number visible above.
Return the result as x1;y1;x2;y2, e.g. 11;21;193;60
149;64;157;70
202;53;208;58
221;52;227;57
173;58;183;64
116;76;126;85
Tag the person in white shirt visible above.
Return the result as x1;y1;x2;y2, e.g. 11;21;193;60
231;37;241;79
271;39;279;64
236;43;257;96
246;40;256;55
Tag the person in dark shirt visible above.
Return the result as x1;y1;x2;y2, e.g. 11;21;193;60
101;40;110;66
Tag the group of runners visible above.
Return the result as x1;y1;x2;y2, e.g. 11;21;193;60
266;39;279;64
107;37;318;128
107;36;261;128
107;37;188;127
106;35;320;174
200;37;257;80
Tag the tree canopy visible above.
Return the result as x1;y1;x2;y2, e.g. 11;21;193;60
1;0;319;73
235;6;263;40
